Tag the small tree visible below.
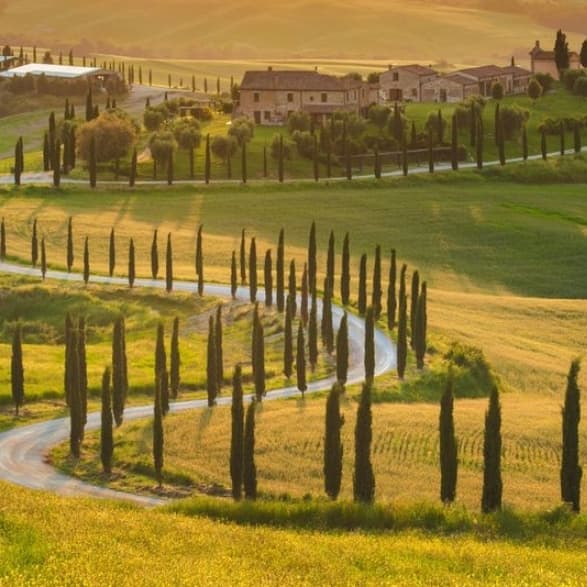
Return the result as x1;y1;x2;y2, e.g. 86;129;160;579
249;237;257;303
109;228;116;277
439;371;458;504
353;382;375;503
296;323;307;396
364;307;375;385
243;400;258;500
151;229;159;280
387;249;397;331
165;233;173;293
206;315;218;407
336;313;349;386
128;238;135;288
83;237;90;285
100;367;113;475
481;386;503;513
528;78;543;102
276;228;285;311
66;217;74;272
215;305;224;391
170;317;180;399
231;251;238;299
31;218;38;267
11;324;25;416
358;253;367;316
230;364;244;500
341;232;350;306
283;299;294;379
196;224;204;296
264;250;273;307
491;82;504;101
153;371;164;487
554;29;570;75
324;383;344;500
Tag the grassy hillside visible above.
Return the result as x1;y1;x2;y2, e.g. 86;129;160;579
0;0;584;64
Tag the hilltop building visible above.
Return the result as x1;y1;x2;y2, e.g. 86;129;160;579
378;64;438;102
529;40;582;77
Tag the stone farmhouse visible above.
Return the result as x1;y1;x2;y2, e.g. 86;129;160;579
378;64;438;102
529;40;582;77
236;68;377;125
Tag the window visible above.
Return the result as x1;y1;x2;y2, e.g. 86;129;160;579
254;92;260;102
254;111;261;124
287;93;294;102
321;93;327;103
392;72;399;82
264;111;271;121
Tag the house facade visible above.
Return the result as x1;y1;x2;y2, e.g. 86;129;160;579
421;73;478;103
237;69;374;125
379;64;438;102
530;40;582;77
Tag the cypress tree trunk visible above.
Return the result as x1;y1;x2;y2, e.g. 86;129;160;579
308;221;317;296
66;216;74;272
230;365;244;500
41;237;47;280
428;132;434;174
402;138;408;176
573;125;582;154
288;259;297;317
14;139;22;186
439;372;458;504
372;245;382;319
100;367;113;475
415;282;427;369
43;133;50;172
410;270;420;350
1;217;6;260
336;313;348;386
283;298;294;379
215;305;224;391
31;218;38;267
155;322;167;409
78;316;88;435
522;125;528;161
451;115;459;171
341;232;350;305
129;147;137;187
53;140;61;187
109;228;115;277
239;228;247;285
326;230;335;296
249;237;257;303
308;293;318;372
153;371;164;487
476;116;484;170
358;253;367;316
541;130;548;161
68;327;82;458
353;382;375;503
324;383;344;499
165;233;173;292
206;315;218;407
276;228;284;311
128;238;135;288
387;249;397;331
205;134;211;184
481;386;503;513
560;359;582;512
231;251;238;299
296;324;307;396
321;278;334;354
364;307;375;385
170;317;180;399
89;136;97;188
196;224;204;296
560;121;565;156
498;113;506;166
494;103;500;146
374;148;382;179
11;324;24;416
64;313;73;407
83;237;90;285
300;263;309;326
151;229;159;280
243;400;257;500
264;249;273;307
397;266;408;380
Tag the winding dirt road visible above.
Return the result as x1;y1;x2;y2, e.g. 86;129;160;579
0;261;396;506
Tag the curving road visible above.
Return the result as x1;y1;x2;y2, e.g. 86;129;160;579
0;261;395;506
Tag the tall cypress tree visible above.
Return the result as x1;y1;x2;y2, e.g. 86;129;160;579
264;250;273;307
64;313;73;407
109;228;115;277
11;324;25;416
43;132;50;172
83;237;90;285
230;364;245;500
288;259;297;317
215;305;224;390
68;326;82;458
128;238;135;288
41;237;47;280
308;221;317;296
165;233;173;292
31;218;38;267
204;134;211;184
300;263;309;326
276;228;285;311
1;217;6;260
78;316;88;434
372;245;382;319
410;270;420;350
239;228;247;285
439;371;458;504
498;111;506;166
397;266;408;380
249;237;257;303
387;249;397;331
296;323;307;396
415;282;427;369
364;307;375;385
321;278;334;354
151;229;159;280
167;317;180;400
326;230;335;296
283;297;294;379
243;400;257;500
336;313;349;386
559;121;566;157
324;383;344;499
112;316;127;427
206;315;218;407
374;147;382;179
308;292;318;371
89;136;97;188
231;251;238;299
253;308;265;402
52;140;61;187
353;382;375;503
129;147;137;187
561;359;582;512
451;114;459;171
541;129;548;161
358;253;367;315
14;138;22;186
476;114;484;170
341;232;350;305
196;224;204;296
481;386;503;513
153;370;164;487
66;216;74;272
100;367;113;475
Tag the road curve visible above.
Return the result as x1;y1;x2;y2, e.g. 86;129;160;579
0;261;396;506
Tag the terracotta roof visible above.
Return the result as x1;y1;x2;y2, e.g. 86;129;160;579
240;70;344;91
444;73;478;86
456;65;506;79
391;64;437;77
501;65;532;77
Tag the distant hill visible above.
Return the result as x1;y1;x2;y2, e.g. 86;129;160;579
0;0;584;65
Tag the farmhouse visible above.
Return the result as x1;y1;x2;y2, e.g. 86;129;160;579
530;40;582;77
421;73;479;103
0;63;121;87
379;64;438;102
501;64;533;94
237;69;374;125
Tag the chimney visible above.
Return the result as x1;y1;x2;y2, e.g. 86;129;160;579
535;40;540;49
511;56;516;67
268;66;273;71
314;66;318;72
388;64;393;71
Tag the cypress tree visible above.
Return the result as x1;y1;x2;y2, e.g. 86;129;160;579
476;115;484;170
14;138;22;186
64;313;73;407
397;265;408;380
85;89;93;121
439;371;458;504
112;317;127;427
321;278;334;354
451;114;459;171
494;102;501;146
372;245;382;319
150;229;159;280
573;125;582;155
206;315;218;407
100;367;113;475
11;324;25;416
83;237;90;285
66;217;74;272
89;136;97;188
153;370;164;487
560;121;565;156
336;313;349;386
326;230;335;297
561;359;582;512
387;249;397;331
541;129;548;161
300;263;309;326
128;238;135;288
364;307;375;385
324;383;344;499
43;132;50;172
78;316;88;433
410;270;420;350
231;250;238;299
288;259;297;317
470;101;477;147
283;298;294;379
353;382;375;503
481;386;503;513
296;323;307;396
196;224;204;296
308;221;317;296
428;131;434;174
374;147;382;179
109;228;115;277
41;237;47;280
402;138;408;176
313;134;319;182
216;305;224;390
165;233;173;292
68;326;82;458
415;282;427;369
276;228;285;311
31;218;38;267
230;364;244;500
170;317;180;399
498;112;506;166
264;249;273;307
0;217;5;260
308;292;318;371
239;228;247;285
278;134;284;183
522;124;529;161
358;253;367;315
204;134;211;184
249;237;257;303
243;400;257;500
241;142;247;184
253;309;265;402
341;232;350;305
53;140;61;187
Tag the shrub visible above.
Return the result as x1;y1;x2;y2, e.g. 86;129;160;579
491;82;504;101
210;135;237;161
77;113;137;163
228;117;255;146
287;112;311;134
562;69;586;92
148;130;177;165
499;105;529;140
270;134;292;160
573;76;587;98
143;108;165;131
291;130;315;159
528;78;543;101
533;72;554;93
173;118;201;150
444;341;497;396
